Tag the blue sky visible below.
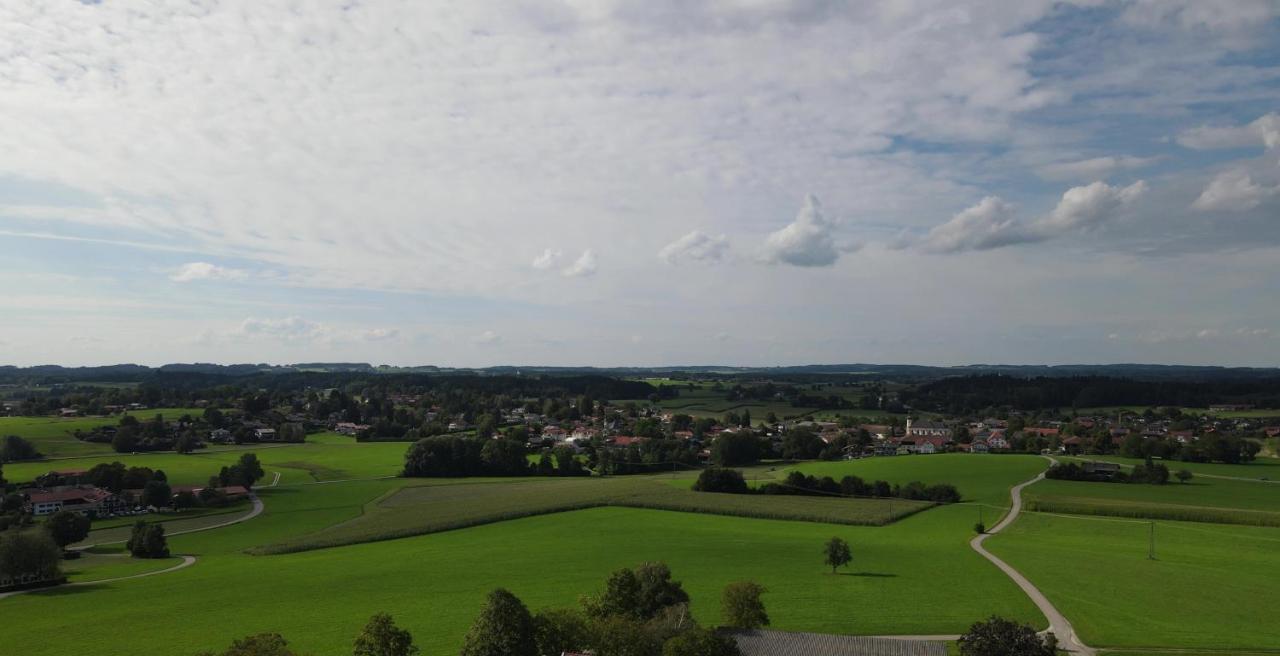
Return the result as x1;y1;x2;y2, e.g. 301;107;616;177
1;1;1278;367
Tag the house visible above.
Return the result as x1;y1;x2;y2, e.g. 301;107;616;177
727;629;946;656
254;428;278;441
23;486;127;517
1023;427;1060;438
334;422;370;436
1169;430;1196;443
1264;427;1280;438
610;436;646;447
970;440;991;453
209;429;233;443
1082;461;1122;479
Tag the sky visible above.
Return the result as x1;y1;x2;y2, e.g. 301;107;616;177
1;0;1279;368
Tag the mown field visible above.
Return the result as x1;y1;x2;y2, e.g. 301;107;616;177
987;511;1280;650
0;407;211;458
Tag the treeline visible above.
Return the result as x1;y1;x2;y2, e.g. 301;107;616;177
1116;434;1261;464
1045;461;1173;485
693;468;962;503
903;375;1280;413
402;436;587;478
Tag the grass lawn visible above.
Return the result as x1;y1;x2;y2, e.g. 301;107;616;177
0;408;210;458
1061;455;1280;480
986;511;1280;650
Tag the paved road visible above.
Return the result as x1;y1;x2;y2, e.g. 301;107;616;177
75;488;266;549
970;456;1095;656
0;555;198;601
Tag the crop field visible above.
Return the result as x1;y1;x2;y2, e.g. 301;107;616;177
987;511;1280;650
1061;455;1280;480
1024;476;1280;526
255;475;927;554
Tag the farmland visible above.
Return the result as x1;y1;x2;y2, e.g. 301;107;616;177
1;444;1052;655
1024;475;1280;526
987;512;1280;650
4;429;1277;654
0;408;210;458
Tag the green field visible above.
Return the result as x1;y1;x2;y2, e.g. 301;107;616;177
1024;475;1280;526
0;445;1051;655
0;408;212;458
2;433;405;486
256;475;927;554
988;512;1280;650
4;437;1272;654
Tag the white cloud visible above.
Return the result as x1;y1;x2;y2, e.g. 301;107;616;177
1036;180;1148;234
472;330;501;345
919;196;1030;253
1192;170;1279;212
658;231;729;264
531;248;562;270
562;249;598;278
236;317;328;342
1122;0;1280;49
355;328;399;342
1196;328;1221;339
1037;156;1159;181
760;195;841;267
170;261;248;282
1177;113;1280;151
918;181;1146;253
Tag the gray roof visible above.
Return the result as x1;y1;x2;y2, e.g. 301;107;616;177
727;630;947;656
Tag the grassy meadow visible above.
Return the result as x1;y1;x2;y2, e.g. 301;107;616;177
987;511;1280;650
1024;475;1280;526
0;408;214;458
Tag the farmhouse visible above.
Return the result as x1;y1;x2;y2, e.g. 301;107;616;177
23;486;127;517
254;428;277;441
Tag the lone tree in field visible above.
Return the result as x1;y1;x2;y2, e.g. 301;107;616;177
126;521;169;559
45;510;91;550
958;616;1056;656
459;588;536;656
824;537;852;574
721;580;769;629
353;612;419;656
1176;469;1193;484
197;632;302;656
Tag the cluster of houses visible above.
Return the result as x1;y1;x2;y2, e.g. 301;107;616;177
15;470;250;519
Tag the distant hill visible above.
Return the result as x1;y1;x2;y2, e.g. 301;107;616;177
1;362;1278;385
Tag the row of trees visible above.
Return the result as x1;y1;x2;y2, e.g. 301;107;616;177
693;468;962;503
1045;460;1185;485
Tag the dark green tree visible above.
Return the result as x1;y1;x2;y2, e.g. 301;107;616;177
0;435;41;462
142;479;173;508
126;521;169;558
353;612;419;656
661;628;741;656
957;616;1056;656
533;608;591;656
0;530;62;586
459;588;536;656
721;580;769;629
635;562;690;620
824;537;852;574
45;510;91;549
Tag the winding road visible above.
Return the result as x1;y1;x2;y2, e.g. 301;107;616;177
970;457;1094;656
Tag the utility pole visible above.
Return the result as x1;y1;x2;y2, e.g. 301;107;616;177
1148;522;1156;560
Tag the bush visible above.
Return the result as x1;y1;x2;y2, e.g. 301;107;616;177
692;468;748;494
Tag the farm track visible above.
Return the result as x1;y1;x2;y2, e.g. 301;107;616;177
971;456;1094;656
0;555;198;601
